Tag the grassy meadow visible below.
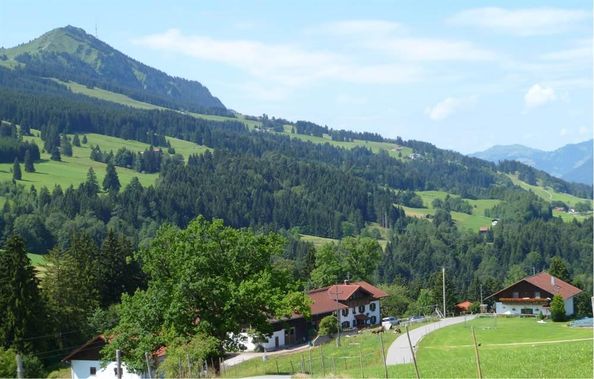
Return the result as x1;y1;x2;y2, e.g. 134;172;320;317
226;317;593;378
0;131;209;190
400;190;501;232
389;317;593;378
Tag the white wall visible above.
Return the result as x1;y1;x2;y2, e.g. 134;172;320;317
71;360;143;379
240;329;286;352
338;300;381;329
495;302;550;316
564;297;574;316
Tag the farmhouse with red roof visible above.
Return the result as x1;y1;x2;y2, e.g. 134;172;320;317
487;272;582;317
242;280;388;351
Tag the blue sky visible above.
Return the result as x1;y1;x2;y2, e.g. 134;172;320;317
1;1;591;153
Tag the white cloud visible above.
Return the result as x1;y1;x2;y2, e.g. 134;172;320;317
524;84;556;108
448;7;589;36
425;96;477;121
366;37;498;61
133;28;422;89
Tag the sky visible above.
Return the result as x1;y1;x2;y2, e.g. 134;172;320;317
1;0;592;153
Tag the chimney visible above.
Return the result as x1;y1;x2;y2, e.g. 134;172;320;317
551;276;555;286
344;279;350;285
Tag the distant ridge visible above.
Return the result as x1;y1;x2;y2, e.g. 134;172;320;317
0;25;228;114
471;140;593;185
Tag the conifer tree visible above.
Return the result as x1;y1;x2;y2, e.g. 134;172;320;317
12;158;21;180
0;235;45;353
61;135;73;157
50;146;61;161
103;162;121;193
81;135;88;144
24;150;35;172
84;167;100;196
72;134;81;147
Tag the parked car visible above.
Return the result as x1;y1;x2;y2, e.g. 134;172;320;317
381;316;400;328
408;315;425;323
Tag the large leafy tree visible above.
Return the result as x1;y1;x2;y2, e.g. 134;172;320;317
0;235;46;353
310;236;382;287
104;217;311;371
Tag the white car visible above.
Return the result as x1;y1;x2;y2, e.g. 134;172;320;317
381;316;400;329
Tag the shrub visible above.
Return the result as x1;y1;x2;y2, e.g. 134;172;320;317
550;294;565;322
318;315;338;337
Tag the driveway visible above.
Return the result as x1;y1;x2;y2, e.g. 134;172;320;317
223;343;310;368
386;315;476;365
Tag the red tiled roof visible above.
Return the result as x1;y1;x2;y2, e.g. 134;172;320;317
456;301;472;310
308;287;349;315
307;281;387;315
525;272;582;300
487;272;582;301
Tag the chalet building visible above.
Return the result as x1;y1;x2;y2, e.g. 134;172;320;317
487;272;582;317
242;280;387;351
62;335;145;379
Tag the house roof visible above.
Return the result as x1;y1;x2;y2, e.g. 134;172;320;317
487;272;582;301
455;300;472;310
62;335;107;362
307;281;387;315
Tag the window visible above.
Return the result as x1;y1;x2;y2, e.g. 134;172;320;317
370;316;377;324
342;308;349;317
521;308;533;315
535;291;540;298
352;320;356;328
358;305;365;313
512;292;519;298
352;307;357;314
90;367;97;376
341;321;349;329
369;302;376;312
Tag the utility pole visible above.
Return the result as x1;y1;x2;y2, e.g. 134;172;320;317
480;284;483;305
378;332;388;379
145;352;152;379
116;349;122;379
329;284;344;347
16;353;24;379
442;267;446;318
405;326;420;379
471;327;483;379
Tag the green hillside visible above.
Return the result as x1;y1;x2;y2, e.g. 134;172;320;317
0;130;209;189
0;26;226;113
508;174;590;207
399;190;501;231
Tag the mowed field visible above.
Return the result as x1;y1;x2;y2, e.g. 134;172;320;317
389;317;593;378
401;190;501;231
0;130;209;190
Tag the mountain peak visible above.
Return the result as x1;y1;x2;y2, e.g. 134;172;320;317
1;26;227;114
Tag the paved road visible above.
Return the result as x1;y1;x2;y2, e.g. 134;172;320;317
386;315;477;365
223;343;309;368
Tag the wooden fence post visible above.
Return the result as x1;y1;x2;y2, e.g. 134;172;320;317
472;327;483;379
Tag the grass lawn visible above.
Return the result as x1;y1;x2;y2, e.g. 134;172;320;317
0;131;209;190
299;234;338;249
223;329;398;378
27;253;46;266
389;317;593;378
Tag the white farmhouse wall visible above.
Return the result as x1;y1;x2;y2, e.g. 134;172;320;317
495;302;550;316
240;329;286;352
564;297;574;316
71;360;143;379
338;300;381;328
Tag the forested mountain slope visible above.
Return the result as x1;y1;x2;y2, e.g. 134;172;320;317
0;26;227;114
